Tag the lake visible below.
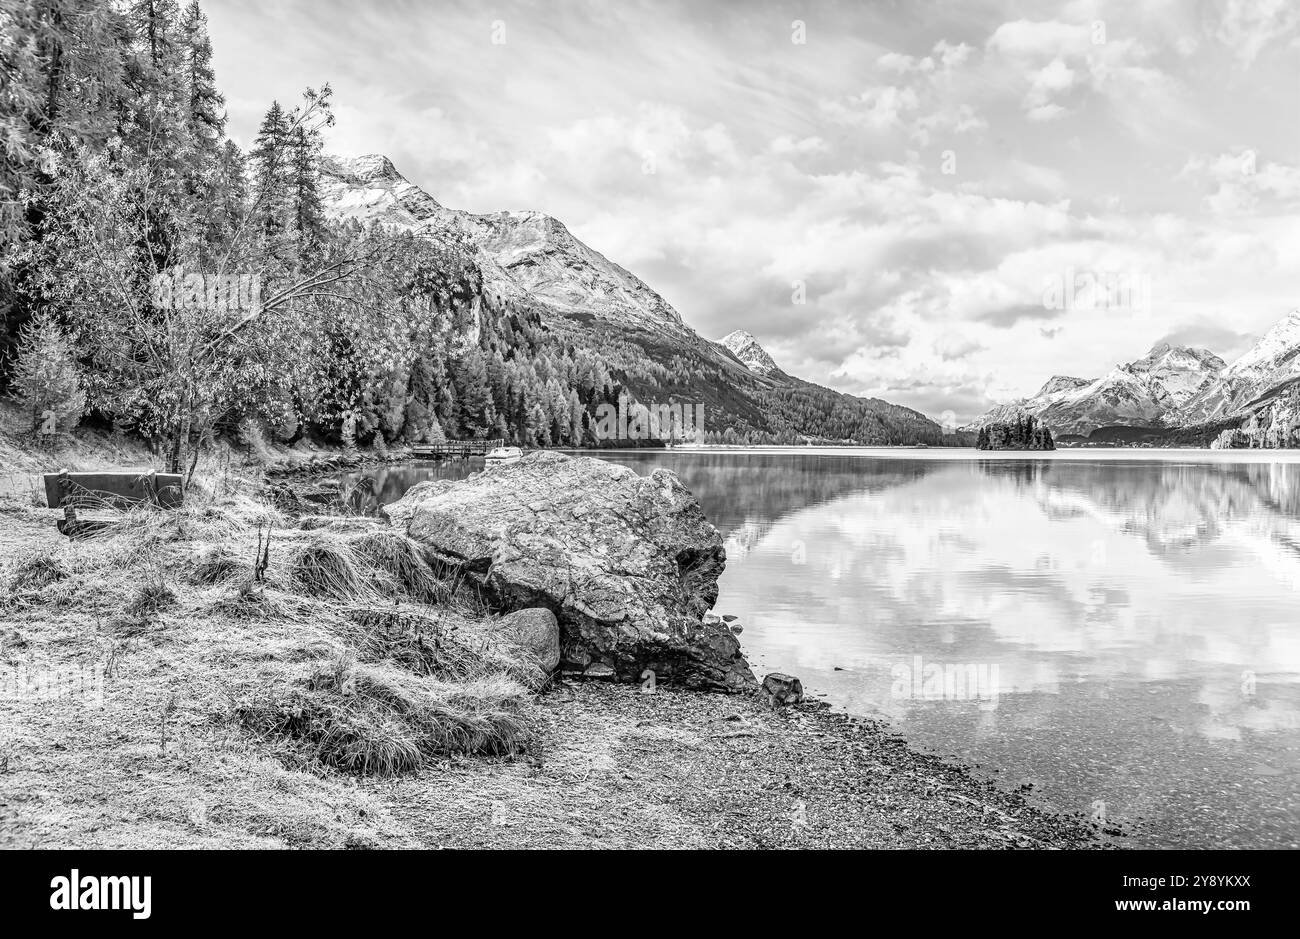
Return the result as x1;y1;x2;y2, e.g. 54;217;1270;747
344;447;1300;849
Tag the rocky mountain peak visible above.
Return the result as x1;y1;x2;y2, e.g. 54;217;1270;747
1035;375;1092;398
720;330;780;376
1172;308;1300;424
971;338;1227;436
319;153;690;335
1136;342;1225;372
324;153;414;188
313;153;948;445
1229;308;1300;374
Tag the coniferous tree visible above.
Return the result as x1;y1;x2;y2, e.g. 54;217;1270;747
178;1;223;149
10;310;85;432
0;0;130;381
287;124;325;251
249;101;290;242
209;139;246;249
452;348;493;438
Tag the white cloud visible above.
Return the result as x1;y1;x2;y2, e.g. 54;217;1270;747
986;17;1173;122
1182;151;1300;216
1025;57;1076;112
770;135;829;156
1214;0;1300;64
821;86;920;130
207;0;1300;423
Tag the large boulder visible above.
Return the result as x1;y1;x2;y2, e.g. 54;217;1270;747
385;451;756;691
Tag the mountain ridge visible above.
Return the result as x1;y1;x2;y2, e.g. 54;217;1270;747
321;153;690;337
971;312;1300;445
967;341;1227;436
1170;309;1300;425
319;153;957;446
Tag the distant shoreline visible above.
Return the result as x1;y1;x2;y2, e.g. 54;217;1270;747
558;445;1300;461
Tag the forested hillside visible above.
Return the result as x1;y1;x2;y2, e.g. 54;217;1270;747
0;0;954;474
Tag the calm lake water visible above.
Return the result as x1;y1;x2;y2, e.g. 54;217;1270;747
345;448;1300;849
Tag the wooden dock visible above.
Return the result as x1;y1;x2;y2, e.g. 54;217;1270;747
410;438;506;460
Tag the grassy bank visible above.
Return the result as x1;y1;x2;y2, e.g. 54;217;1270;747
0;432;1104;849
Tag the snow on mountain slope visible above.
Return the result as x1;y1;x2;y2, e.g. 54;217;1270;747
461;210;687;332
1173;309;1300;424
718;330;782;377
320;154;690;336
321;154;445;226
316;153;953;444
968;344;1225;436
962;375;1092;431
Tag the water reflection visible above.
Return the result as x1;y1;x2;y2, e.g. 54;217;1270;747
346;451;1300;847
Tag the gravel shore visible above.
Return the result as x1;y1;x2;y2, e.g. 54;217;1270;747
380;680;1106;849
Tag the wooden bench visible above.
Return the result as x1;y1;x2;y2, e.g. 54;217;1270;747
43;470;184;537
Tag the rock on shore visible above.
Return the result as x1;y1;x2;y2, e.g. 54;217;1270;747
384;451;757;691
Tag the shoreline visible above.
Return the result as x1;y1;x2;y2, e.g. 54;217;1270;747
0;489;1105;850
0;416;1109;850
376;681;1107;849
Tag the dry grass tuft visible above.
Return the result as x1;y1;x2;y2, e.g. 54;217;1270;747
127;579;178;617
286;537;370;600
236;654;533;777
351;531;445;603
210;578;288;621
190;545;243;585
338;605;541;687
7;548;68;594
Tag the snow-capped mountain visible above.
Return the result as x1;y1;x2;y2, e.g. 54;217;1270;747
962;375;1091;431
320;154;689;336
322;154;444;224
969;344;1225;436
318;153;951;445
1171;309;1300;425
719;330;782;377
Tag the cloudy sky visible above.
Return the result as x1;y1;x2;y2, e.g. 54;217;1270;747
207;0;1300;422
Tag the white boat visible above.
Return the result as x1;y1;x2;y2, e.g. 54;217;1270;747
485;446;523;465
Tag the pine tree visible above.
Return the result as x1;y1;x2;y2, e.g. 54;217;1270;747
10;312;86;432
425;413;446;444
179;1;224;148
287;124;325;250
123;0;188;168
568;389;583;445
131;0;182;67
249;101;290;242
177;0;226;251
452;349;493;438
529;402;549;446
0;0;130;380
209;139;246;248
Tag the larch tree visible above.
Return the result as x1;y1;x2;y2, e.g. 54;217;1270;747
9;309;85;432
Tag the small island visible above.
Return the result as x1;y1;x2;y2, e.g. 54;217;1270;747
976;415;1056;451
